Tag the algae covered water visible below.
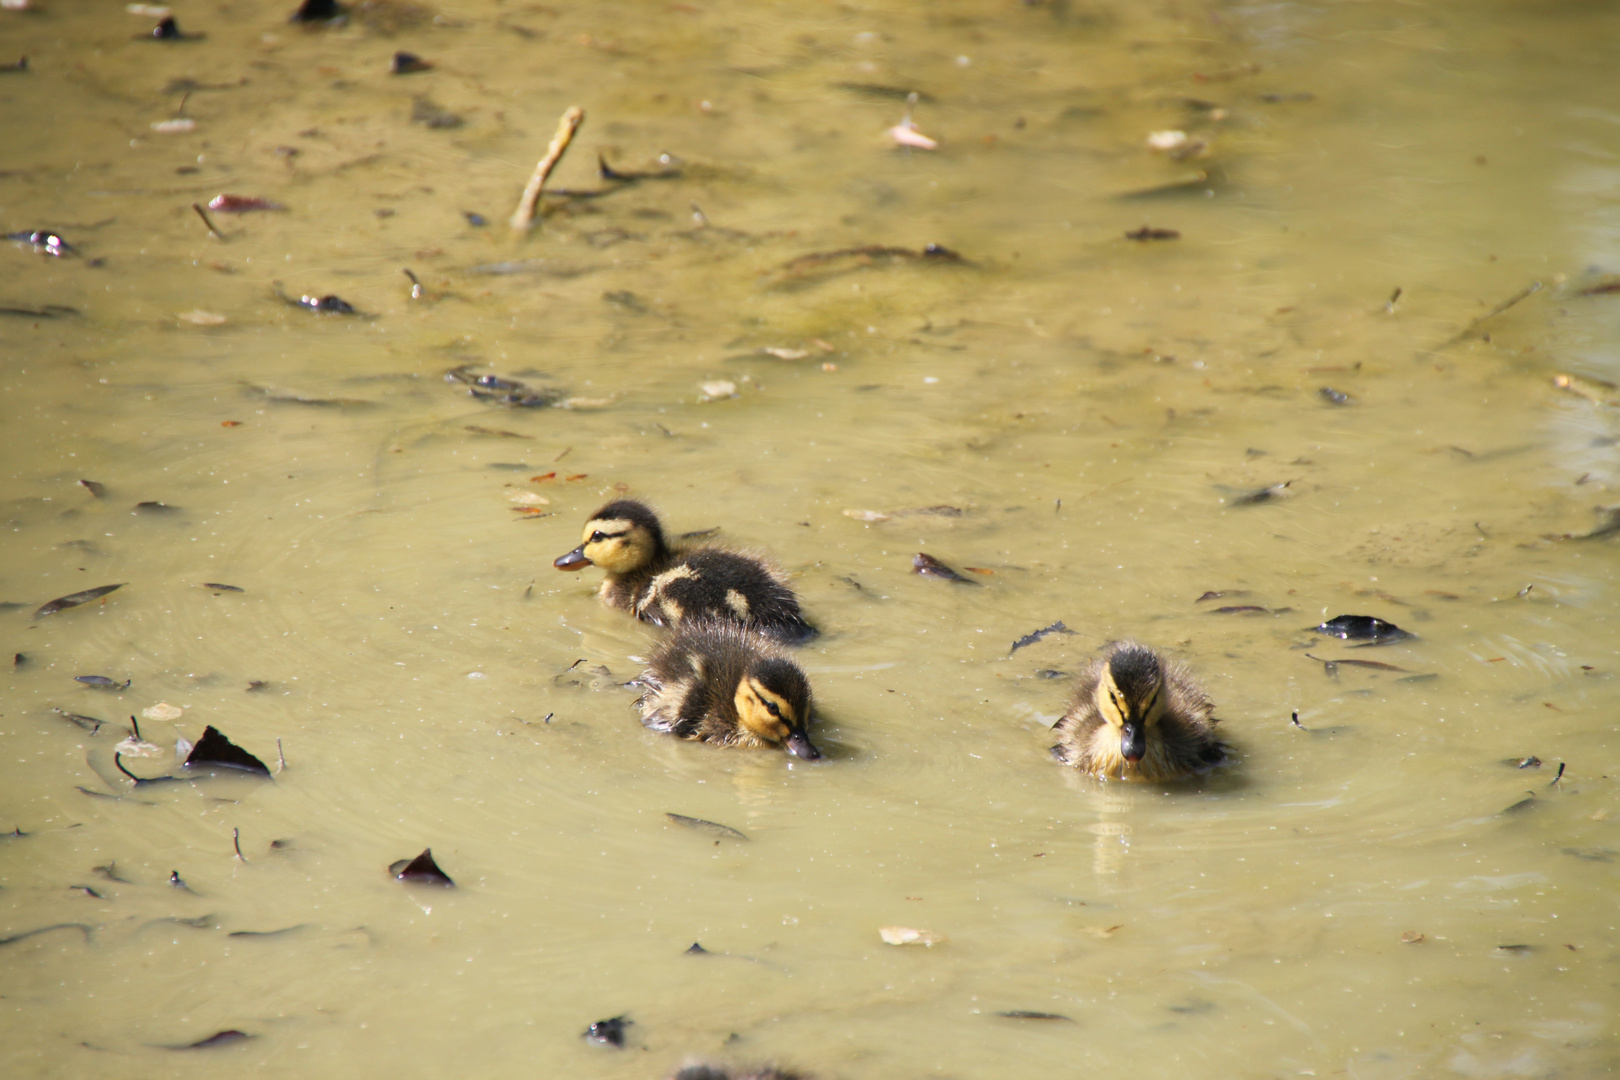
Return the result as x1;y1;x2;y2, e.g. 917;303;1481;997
2;2;1618;1077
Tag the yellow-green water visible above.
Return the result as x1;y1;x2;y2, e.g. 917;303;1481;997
2;1;1617;1077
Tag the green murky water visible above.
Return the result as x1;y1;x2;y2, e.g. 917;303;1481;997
3;2;1618;1077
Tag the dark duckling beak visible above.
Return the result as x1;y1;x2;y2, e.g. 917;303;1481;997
1120;722;1145;763
553;545;591;571
785;731;822;761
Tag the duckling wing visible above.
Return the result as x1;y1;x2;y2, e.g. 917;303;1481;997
642;548;813;640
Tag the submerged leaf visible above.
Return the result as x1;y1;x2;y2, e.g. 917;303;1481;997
33;583;124;619
666;813;748;840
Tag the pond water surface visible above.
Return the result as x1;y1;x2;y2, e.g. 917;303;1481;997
2;2;1618;1078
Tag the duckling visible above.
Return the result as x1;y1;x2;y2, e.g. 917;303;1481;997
553;499;816;644
635;620;821;760
1050;642;1226;781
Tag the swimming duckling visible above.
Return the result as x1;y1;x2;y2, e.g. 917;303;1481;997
1050;642;1225;781
554;499;816;644
636;620;821;760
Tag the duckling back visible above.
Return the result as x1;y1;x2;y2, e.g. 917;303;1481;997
640;546;816;644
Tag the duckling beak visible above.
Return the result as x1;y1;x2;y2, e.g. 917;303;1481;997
553;545;592;571
785;731;822;761
1120;721;1146;763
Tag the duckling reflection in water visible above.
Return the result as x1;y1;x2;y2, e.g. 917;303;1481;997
1050;642;1226;781
636;621;821;760
554;499;816;644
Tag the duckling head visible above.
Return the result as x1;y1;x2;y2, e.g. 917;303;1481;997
1093;644;1168;764
733;657;819;760
554;499;667;575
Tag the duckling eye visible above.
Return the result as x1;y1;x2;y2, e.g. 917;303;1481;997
763;699;783;719
589;530;607;543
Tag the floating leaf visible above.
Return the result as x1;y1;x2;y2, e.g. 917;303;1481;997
666;812;748;840
996;1010;1072;1021
173;1030;253;1050
142;701;184;721
1009;621;1073;655
913;552;975;584
33;583;124;619
390;848;454;886
75;675;130;690
1400;931;1425;944
879;926;943;946
183;725;270;775
1311;614;1410;644
582;1015;630;1048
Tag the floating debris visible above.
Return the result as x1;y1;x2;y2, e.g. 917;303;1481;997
913;552;975;583
583;1015;630;1048
200;583;244;593
290;0;343;22
134;500;179;513
77;478;106;497
1125;225;1180;241
1305;653;1409;673
1319;386;1353;405
33;583;124;619
1211;605;1273;615
879;926;943;946
390;848;454;886
172;1030;254;1050
207;194;284;214
699;379;737;402
1311;614;1410;643
142;701;184;721
1511;756;1542;769
666;812;748;841
183;726;270;775
1009;621;1074;655
1400;931;1425;944
888;91;938;151
52;708;103;734
1231;481;1291;505
995;1010;1073;1021
0;923;93;948
1435;280;1541;349
685;941;709;955
75;676;130;690
7;230;74;257
391;50;432;74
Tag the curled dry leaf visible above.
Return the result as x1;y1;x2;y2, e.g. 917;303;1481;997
151;118;197;134
879;925;944;946
1400;931;1425;944
844;509;891;523
699;380;737;401
177;310;226;326
142;701;184;721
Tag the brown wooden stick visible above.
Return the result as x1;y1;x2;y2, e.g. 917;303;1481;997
509;106;585;231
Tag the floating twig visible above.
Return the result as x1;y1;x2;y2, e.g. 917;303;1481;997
233;827;246;862
510;105;585;231
1435;280;1542;349
191;202;223;240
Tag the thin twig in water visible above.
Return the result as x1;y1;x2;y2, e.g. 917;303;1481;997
276;738;286;774
192;203;223;240
233;827;246;862
1435;280;1542;349
510;106;585;231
